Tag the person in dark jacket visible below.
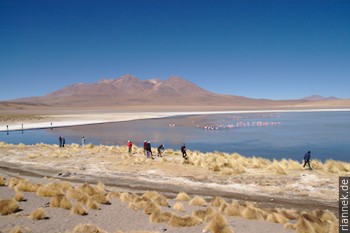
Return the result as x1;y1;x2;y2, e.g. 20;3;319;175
59;136;63;147
157;144;164;157
303;150;312;170
147;141;153;159
143;140;148;156
181;143;188;160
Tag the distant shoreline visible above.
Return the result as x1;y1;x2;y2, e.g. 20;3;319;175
1;108;350;132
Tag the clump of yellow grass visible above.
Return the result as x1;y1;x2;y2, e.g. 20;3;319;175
14;179;38;192
0;176;5;186
66;188;89;204
107;191;120;199
91;193;110;205
266;212;289;224
176;192;190;201
289;210;339;233
87;198;100;209
168;214;202;227
0;199;20;215
203;213;234;233
8;177;23;188
189;195;207;206
324;160;350;173
79;182;97;196
221;201;241;217
71;203;87;215
36;185;63;197
143;201;161;215
14;192;26;202
211;196;226;207
267;160;287;175
240;204;266;220
29;207;46;220
96;181;106;193
8;226;30;233
72;223;107;233
149;209;172;223
173;202;185;212
192;207;214;221
50;194;72;209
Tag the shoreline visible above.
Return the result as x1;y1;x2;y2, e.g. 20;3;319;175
1;108;350;132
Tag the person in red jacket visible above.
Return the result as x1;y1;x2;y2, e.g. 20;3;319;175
127;140;133;156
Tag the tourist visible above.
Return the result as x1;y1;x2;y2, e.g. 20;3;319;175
127;140;133;155
157;144;164;157
62;137;66;147
143;140;148;156
82;137;86;146
59;136;63;147
303;150;312;170
147;141;153;159
181;143;188;160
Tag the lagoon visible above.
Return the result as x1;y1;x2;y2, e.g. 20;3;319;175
1;111;349;162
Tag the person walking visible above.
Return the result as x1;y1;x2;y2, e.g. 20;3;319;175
181;143;188;160
157;144;164;157
59;136;63;147
127;140;133;156
82;137;86;146
143;140;148;156
303;150;312;170
146;141;153;159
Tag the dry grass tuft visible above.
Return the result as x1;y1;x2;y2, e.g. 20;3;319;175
50;194;72;210
168;214;202;227
175;192;190;201
294;215;316;233
72;223;107;233
211;196;226;207
14;192;26;202
29;207;46;220
9;226;30;233
149;209;172;223
189;196;207;206
0;176;5;186
79;182;97;196
8;177;23;188
143;201;161;215
266;212;289;224
71;203;87;215
87;198;100;209
107;191;120;199
36;185;63;197
96;181;106;193
119;192;132;203
173;202;185;212
241;206;265;220
14;179;38;192
0;199;20;215
91;193;111;205
192;207;214;221
203;213;234;233
66;188;89;204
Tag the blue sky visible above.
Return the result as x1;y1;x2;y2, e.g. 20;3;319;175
1;0;349;101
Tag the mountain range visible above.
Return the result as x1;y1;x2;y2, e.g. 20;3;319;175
2;75;349;111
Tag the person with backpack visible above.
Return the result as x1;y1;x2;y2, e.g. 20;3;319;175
157;144;165;157
181;143;188;160
303;150;312;170
127;140;133;156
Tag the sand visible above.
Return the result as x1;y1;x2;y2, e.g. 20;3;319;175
0;142;347;232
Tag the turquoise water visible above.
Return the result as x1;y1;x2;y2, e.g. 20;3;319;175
1;111;349;162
